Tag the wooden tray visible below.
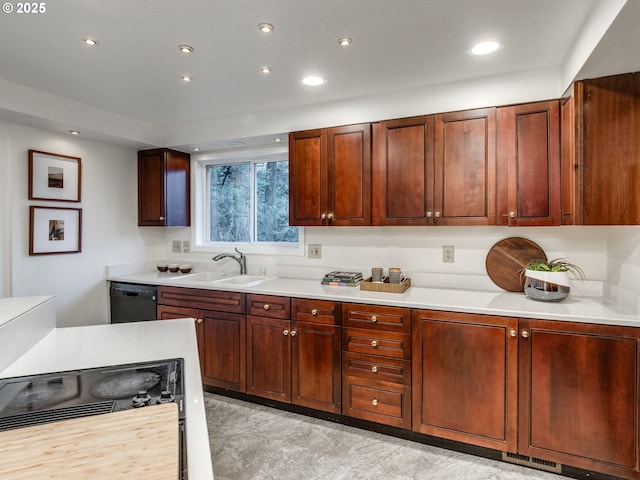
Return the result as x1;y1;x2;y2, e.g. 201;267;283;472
360;277;411;293
485;237;547;292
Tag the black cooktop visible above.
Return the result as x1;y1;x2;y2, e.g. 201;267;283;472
0;358;184;431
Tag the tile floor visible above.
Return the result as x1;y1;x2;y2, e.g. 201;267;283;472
204;392;566;480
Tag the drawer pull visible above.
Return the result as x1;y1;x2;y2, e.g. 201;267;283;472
291;330;297;337
372;398;378;406
311;309;317;316
371;340;377;347
196;318;203;325
521;330;530;339
263;304;270;310
371;315;377;323
371;366;378;373
509;329;517;337
283;329;289;336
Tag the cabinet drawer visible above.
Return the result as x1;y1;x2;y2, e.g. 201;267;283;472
291;298;340;325
247;294;291;319
158;286;244;314
343;328;411;359
342;303;411;332
342;352;410;386
342;377;411;429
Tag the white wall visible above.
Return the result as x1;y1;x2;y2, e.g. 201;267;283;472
3;123;166;327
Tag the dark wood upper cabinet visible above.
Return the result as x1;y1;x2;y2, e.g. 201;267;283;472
497;100;560;226
138;148;190;226
577;72;640;224
289;124;371;226
434;108;497;225
372;116;435;225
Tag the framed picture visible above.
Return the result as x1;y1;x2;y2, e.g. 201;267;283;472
29;206;82;255
28;150;81;202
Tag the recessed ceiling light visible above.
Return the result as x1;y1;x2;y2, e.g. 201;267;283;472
192;147;200;151
261;66;273;74
338;37;352;47
69;130;80;135
229;141;247;147
82;37;98;46
181;75;193;82
178;44;194;54
471;40;501;55
258;23;274;33
274;137;282;143
302;76;324;86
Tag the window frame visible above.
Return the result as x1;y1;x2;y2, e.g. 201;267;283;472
191;145;305;256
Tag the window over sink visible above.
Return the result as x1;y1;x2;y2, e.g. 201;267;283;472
192;146;303;255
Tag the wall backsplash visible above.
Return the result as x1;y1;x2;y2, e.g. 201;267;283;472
164;225;610;297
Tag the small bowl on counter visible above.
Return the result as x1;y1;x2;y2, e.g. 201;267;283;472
157;263;169;272
168;264;180;273
179;264;193;274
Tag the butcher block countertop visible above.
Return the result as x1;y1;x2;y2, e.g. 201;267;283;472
0;403;179;480
0;318;214;480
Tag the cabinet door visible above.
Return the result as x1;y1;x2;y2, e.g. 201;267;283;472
518;319;640;477
138;149;166;226
289;129;327;225
326;124;371;225
560;91;579;225
246;315;291;402
434;108;496;225
157;305;204;375
497;101;560;226
138;148;190;227
291;321;341;413
372;116;435;225
581;73;640;224
412;310;518;451
164;149;190;227
200;311;246;392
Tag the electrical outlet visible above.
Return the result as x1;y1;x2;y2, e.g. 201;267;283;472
443;245;455;263
308;244;322;259
182;241;190;253
172;240;182;253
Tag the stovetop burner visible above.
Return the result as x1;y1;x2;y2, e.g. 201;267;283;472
90;371;161;399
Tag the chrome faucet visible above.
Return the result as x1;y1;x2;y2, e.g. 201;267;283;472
212;248;247;275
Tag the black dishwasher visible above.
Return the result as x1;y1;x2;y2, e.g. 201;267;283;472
110;282;158;323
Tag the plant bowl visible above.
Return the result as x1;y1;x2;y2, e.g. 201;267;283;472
523;269;570;302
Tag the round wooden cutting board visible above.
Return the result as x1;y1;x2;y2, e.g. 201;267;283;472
485;237;547;292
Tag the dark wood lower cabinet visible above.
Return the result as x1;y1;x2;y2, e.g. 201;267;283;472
246;315;291;402
412;310;518;451
518;319;640;479
246;297;342;413
157;304;246;392
291;321;341;413
157;285;640;480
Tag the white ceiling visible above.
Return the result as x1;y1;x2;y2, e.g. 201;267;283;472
0;0;638;151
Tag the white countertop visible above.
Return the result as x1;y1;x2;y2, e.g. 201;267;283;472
108;271;640;328
0;296;54;328
1;318;214;480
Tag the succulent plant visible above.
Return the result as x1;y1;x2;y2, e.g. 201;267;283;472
523;258;585;280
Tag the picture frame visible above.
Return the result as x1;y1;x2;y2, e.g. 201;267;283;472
28;150;82;202
29;206;82;255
